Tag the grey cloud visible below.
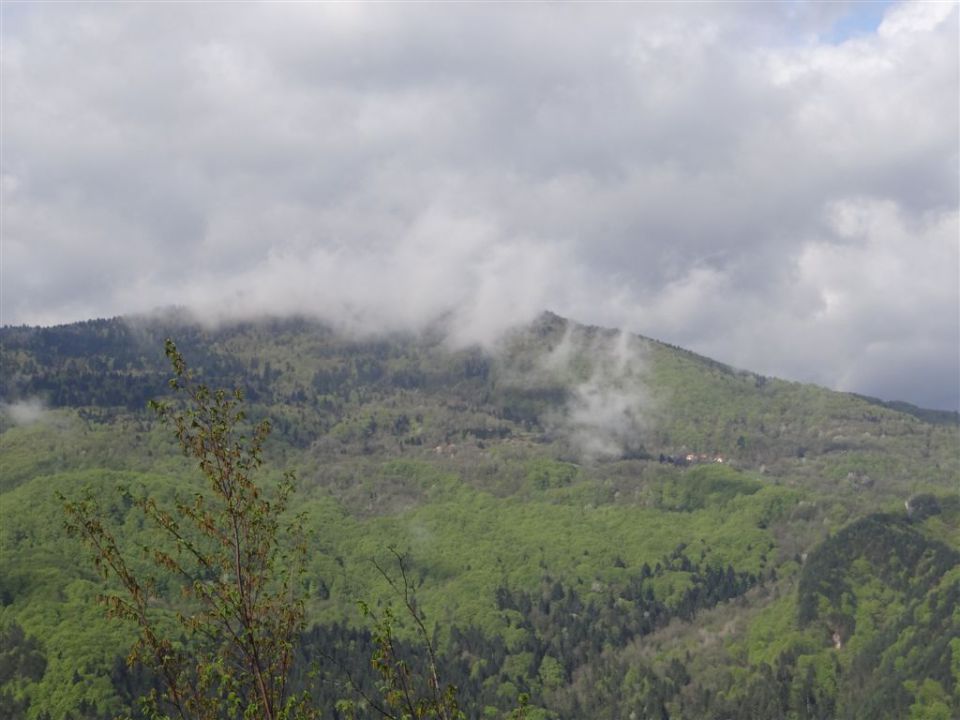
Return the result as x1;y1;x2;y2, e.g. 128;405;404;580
2;1;957;409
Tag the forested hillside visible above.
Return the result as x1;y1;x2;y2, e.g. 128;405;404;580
1;312;957;719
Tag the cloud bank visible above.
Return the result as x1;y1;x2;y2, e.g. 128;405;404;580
2;2;957;408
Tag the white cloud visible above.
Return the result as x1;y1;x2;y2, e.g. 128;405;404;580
2;1;957;408
2;398;47;426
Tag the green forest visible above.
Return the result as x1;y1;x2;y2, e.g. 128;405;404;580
1;312;958;719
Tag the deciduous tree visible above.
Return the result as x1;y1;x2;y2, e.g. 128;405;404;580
63;339;313;720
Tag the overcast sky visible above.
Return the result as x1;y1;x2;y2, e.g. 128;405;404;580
2;1;958;410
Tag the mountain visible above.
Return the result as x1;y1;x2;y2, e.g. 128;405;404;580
1;312;957;719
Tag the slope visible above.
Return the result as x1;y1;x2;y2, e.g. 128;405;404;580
0;312;957;719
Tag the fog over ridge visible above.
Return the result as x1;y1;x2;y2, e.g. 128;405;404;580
2;1;957;409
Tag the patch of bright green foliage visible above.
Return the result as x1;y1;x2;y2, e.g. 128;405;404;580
0;313;957;719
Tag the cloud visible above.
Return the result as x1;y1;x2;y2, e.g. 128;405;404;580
2;2;957;408
494;321;654;460
1;398;48;427
545;327;653;460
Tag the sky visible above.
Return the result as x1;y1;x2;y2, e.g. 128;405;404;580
1;1;958;410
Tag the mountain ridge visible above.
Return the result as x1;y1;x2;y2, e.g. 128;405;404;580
2;308;954;421
1;311;958;719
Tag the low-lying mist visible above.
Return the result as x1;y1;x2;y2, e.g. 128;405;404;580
494;320;656;461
